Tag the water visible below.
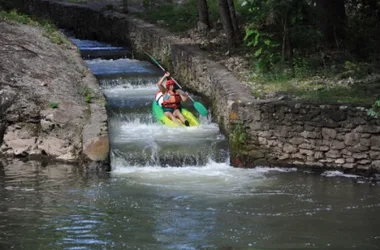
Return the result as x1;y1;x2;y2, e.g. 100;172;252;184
1;37;380;250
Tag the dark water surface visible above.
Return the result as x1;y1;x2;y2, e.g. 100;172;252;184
1;161;380;249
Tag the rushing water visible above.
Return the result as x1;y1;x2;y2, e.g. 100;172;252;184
1;36;380;250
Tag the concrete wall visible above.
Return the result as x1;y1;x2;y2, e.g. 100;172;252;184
8;0;380;174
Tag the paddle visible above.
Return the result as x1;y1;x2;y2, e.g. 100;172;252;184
144;52;208;116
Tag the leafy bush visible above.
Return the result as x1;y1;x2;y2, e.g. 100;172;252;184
368;100;380;118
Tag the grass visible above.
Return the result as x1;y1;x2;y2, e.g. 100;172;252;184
48;102;59;109
78;86;94;103
0;9;37;25
250;56;380;105
252;75;379;105
41;21;69;46
0;9;69;46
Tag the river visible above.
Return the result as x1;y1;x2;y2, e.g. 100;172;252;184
0;36;380;250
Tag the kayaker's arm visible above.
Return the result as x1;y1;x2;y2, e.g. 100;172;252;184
157;72;170;93
179;91;189;102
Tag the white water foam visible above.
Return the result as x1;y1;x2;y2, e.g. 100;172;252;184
103;85;157;98
113;121;222;144
111;159;268;197
321;171;360;178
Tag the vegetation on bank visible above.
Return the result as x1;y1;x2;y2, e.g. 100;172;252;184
0;9;68;46
133;0;380;109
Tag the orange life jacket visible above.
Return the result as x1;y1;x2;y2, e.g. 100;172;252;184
162;90;181;109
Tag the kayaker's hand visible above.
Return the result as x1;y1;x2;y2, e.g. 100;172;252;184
180;91;189;97
164;72;170;78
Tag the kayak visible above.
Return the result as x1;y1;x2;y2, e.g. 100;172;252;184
152;92;200;127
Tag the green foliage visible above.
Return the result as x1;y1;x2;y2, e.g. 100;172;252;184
293;56;310;79
0;9;68;46
368;100;380;118
41;20;68;46
345;1;380;60
244;26;280;72
242;0;320;73
79;86;94;103
143;0;153;9
48;102;59;109
230;122;247;151
343;61;373;79
136;0;220;33
0;9;37;25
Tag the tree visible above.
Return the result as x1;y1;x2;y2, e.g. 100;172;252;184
316;0;346;48
218;0;240;46
227;0;241;40
197;0;210;31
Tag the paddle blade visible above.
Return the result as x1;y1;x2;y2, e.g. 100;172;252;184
194;102;208;116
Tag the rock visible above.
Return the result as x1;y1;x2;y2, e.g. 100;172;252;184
4;137;37;156
57;152;77;162
319;145;330;151
342;163;355;169
371;136;380;148
344;132;361;146
38;137;71;157
283;143;297;153
278;153;290;160
289;137;304;145
0;88;17;115
197;21;209;32
331;141;346;150
370;151;380;160
314;151;324;159
335;158;345;164
325;150;341;158
322;128;336;139
299;149;314;156
83;136;109;161
372;160;380;169
0;20;107;166
352;153;368;159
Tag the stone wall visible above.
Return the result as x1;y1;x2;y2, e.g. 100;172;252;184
8;0;380;174
229;101;380;174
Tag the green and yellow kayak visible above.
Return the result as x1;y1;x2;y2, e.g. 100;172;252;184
152;99;200;127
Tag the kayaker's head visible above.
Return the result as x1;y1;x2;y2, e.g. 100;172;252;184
166;79;175;90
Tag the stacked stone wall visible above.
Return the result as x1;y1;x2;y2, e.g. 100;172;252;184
229;101;380;173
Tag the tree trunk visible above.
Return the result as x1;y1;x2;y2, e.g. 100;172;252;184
227;0;241;41
219;0;235;46
316;0;346;48
197;0;210;31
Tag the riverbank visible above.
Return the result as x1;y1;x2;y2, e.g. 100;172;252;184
0;11;109;170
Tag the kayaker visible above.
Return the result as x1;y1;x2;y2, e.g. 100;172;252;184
157;72;190;126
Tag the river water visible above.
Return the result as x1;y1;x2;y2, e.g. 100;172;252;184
1;37;380;250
